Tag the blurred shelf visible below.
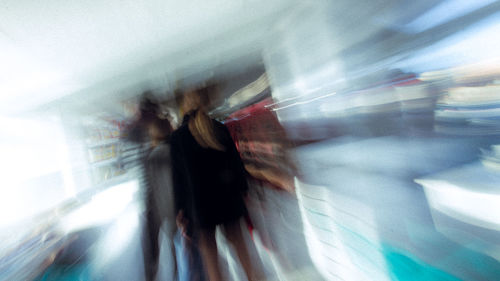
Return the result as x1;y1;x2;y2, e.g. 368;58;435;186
86;139;120;148
89;158;118;167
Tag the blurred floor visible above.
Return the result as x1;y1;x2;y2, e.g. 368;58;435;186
292;135;500;281
26;134;500;281
35;179;323;281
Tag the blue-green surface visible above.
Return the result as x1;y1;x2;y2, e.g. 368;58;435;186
34;263;92;281
383;246;462;281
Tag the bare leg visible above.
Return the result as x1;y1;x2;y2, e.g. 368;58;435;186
223;219;263;281
199;227;224;281
169;238;178;281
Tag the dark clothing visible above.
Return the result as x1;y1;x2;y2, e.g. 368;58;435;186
170;113;248;230
142;204;161;281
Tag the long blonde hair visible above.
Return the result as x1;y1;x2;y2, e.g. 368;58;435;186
188;109;225;151
181;87;225;151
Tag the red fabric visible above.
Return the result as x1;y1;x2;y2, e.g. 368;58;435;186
225;98;293;192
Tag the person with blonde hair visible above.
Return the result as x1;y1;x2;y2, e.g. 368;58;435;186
170;87;263;281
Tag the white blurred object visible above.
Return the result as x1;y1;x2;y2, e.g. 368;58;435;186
415;163;500;260
264;1;346;108
227;73;269;108
439;86;500;107
416;176;500;231
295;178;389;281
433;83;500;135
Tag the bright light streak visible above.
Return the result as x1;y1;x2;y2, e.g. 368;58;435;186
402;0;497;33
59;180;138;233
396;12;500;72
0;117;72;226
273;92;336;111
91;204;140;273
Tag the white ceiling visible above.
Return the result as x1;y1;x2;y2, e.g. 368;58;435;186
0;0;462;115
0;0;297;114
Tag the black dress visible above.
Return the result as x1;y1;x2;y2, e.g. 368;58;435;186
170;112;248;230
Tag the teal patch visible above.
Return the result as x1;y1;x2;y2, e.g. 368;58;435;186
34;263;92;281
383;246;462;281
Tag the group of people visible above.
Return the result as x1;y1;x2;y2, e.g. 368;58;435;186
126;87;264;281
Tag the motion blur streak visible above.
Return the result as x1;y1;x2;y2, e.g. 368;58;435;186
1;0;500;281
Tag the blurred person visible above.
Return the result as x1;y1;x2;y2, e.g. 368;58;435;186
125;91;160;143
144;117;178;281
170;87;264;281
123;93;164;281
148;116;207;281
224;100;316;277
